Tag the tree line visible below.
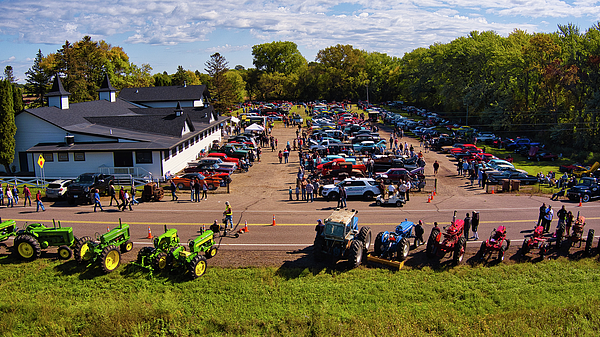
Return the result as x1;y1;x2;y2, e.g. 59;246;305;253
11;23;600;159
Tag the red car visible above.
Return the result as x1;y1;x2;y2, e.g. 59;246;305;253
207;153;239;165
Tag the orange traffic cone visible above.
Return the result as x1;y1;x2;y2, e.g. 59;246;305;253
272;215;277;226
579;197;582;207
427;195;431;203
107;226;110;232
147;227;153;239
244;221;249;232
202;224;206;232
491;187;495;194
433;189;437;196
430;192;434;200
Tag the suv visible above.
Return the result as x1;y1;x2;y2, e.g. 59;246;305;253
67;173;114;204
45;179;72;199
321;178;381;200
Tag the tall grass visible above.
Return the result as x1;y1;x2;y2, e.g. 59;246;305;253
0;256;599;336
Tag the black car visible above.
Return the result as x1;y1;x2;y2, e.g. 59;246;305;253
487;172;538;185
67;173;115;204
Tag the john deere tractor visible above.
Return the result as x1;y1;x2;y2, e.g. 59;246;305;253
73;220;133;273
134;225;216;279
0;219;18;249
12;220;77;261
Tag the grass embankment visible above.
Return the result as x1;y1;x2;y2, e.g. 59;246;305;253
1;257;600;336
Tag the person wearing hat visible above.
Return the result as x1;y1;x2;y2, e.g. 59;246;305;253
223;201;233;229
315;219;325;238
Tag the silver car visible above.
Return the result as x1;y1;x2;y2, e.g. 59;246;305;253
45;179;72;199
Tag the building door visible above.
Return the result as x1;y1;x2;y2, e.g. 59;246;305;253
113;151;133;167
19;152;29;173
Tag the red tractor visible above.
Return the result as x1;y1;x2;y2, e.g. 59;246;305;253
556;213;594;255
520;225;550;257
476;226;510;261
425;212;467;264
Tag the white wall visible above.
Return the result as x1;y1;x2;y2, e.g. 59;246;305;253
162;127;221;178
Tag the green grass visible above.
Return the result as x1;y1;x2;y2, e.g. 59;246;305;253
1;257;600;336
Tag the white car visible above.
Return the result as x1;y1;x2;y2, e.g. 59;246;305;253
45;179;72;199
321;178;381;200
477;133;498;142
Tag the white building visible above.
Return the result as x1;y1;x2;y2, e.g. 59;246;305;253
9;75;228;181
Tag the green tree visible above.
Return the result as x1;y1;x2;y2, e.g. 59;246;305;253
0;80;16;172
3;66;15;83
205;53;236;113
252;41;307;75
315;44;368;101
25;49;52;108
172;66;200;86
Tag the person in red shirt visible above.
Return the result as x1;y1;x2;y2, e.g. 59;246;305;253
35;190;45;212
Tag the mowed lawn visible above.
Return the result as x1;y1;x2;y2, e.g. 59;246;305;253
0;256;599;336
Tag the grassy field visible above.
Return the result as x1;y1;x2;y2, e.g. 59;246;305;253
1;256;600;336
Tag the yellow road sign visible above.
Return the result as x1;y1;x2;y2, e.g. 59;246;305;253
37;154;45;168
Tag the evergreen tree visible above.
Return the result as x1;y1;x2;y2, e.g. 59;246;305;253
205;53;236;114
3;66;15;83
0;80;16;172
25;49;52;108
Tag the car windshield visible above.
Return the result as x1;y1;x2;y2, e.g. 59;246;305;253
74;175;94;183
47;183;62;188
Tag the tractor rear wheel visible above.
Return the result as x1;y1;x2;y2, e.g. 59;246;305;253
120;240;133;253
521;240;530;256
189;255;207;279
356;227;372;252
453;237;467;265
205;246;218;259
154;252;169;271
137;247;154;264
13;235;41;261
348;240;364;268
426;228;440;258
58;245;73;260
585;229;595;256
374;232;384;256
74;236;95;263
397;238;410;261
100;245;121;273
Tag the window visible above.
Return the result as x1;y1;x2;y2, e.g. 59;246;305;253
184;141;189;149
164;150;170;161
171;148;177;157
42;152;54;162
136;151;153;164
178;145;183;153
58;153;69;162
74;152;85;161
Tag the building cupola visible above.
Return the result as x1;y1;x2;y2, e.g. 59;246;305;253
97;73;117;102
45;75;71;109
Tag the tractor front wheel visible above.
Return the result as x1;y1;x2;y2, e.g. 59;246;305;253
453;237;467;265
585;229;595;256
100;245;121;273
189;255;207;279
348;240;364;268
120;240;133;253
74;236;95;263
13;235;41;261
205;246;218;259
397;238;410;261
58;245;73;260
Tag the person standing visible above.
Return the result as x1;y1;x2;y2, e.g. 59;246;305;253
201;180;208;200
0;184;3;206
405;180;411;202
543;205;554;233
12;185;19;204
463;213;471;239
5;186;13;207
433;160;440;175
223;201;233;229
481;171;488;189
121;190;132;211
301;179;308;201
190;179;196;202
93;189;103;212
557;205;567;232
338;185;347;208
415;220;425;246
306;180;314;202
537;203;546;226
35;190;45;212
23;186;32;207
170;180;178;201
312;179;320;200
130;185;139;205
471;211;480;240
109;184;119;207
289;186;293;201
565;211;574;236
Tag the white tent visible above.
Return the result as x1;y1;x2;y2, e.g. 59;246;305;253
230;116;240;123
245;123;265;132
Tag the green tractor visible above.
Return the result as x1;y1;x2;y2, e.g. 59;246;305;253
73;220;133;273
134;226;217;279
0;219;18;248
13;220;77;261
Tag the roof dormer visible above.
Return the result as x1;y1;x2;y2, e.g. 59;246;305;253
97;73;117;102
45;75;71;109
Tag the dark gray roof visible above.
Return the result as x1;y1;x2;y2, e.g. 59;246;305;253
46;75;70;97
119;85;210;103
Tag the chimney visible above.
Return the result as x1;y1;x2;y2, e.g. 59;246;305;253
65;134;74;146
46;75;71;109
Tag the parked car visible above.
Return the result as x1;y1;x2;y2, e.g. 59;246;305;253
321;178;381;200
45;179;72;199
567;177;600;202
67;173;115;204
487;171;538;185
171;173;223;191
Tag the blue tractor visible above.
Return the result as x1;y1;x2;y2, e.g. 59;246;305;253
373;220;424;261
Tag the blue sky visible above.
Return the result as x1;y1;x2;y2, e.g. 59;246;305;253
1;0;599;83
